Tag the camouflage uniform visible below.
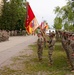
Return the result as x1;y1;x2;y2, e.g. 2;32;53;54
37;33;44;61
62;36;69;60
47;33;56;65
0;30;2;42
68;38;74;71
2;30;6;41
6;31;9;41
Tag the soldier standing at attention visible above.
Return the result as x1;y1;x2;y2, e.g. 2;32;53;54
37;32;44;61
67;34;74;72
0;30;2;42
47;33;56;65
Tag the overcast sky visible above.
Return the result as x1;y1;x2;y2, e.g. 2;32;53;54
27;0;67;28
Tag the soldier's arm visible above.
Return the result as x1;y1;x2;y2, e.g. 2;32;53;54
49;40;55;47
37;38;39;45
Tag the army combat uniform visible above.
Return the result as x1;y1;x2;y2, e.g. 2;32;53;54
47;33;56;65
37;33;44;61
67;38;74;71
0;30;2;42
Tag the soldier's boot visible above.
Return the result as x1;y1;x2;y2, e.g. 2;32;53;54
39;58;42;62
48;62;53;66
38;55;42;61
48;63;52;66
48;59;53;66
70;64;74;72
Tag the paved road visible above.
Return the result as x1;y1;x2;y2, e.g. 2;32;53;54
0;35;37;66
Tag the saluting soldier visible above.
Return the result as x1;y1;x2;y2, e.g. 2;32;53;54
47;33;56;65
37;32;44;61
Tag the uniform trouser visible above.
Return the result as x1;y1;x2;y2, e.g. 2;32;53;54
0;37;2;42
68;46;74;70
64;46;69;60
68;53;74;70
37;46;43;60
62;41;69;59
48;47;54;64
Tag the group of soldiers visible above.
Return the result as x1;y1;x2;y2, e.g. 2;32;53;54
37;30;74;72
9;30;26;36
0;30;9;42
0;30;27;42
58;31;74;72
37;30;56;65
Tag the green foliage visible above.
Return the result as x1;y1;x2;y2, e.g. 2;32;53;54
0;42;74;75
54;0;74;31
64;22;69;30
54;17;62;29
0;0;26;30
54;6;60;14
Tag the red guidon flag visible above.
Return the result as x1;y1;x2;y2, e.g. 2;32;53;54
45;23;49;30
25;2;39;34
40;21;49;30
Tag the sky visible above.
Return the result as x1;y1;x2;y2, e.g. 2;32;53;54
27;0;67;28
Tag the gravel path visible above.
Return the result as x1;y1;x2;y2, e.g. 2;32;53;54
0;35;37;67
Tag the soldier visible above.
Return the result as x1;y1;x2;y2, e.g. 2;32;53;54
61;32;70;60
47;33;56;65
2;30;6;41
37;32;44;61
6;30;9;41
67;34;74;72
0;30;2;42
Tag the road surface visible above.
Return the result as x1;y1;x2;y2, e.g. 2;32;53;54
0;35;37;67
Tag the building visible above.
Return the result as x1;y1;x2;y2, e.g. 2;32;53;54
0;0;3;16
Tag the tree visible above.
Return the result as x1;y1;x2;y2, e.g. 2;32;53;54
0;0;10;30
0;0;26;30
54;0;74;31
53;17;62;29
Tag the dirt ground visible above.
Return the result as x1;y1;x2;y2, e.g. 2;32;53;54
0;35;37;68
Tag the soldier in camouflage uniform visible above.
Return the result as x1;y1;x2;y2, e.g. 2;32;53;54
47;33;56;65
0;30;2;42
37;32;44;61
61;32;70;60
67;34;74;72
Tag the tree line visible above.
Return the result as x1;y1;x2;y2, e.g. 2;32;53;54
0;0;27;31
54;0;74;32
0;0;74;32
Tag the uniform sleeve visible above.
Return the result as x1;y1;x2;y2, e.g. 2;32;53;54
50;39;56;47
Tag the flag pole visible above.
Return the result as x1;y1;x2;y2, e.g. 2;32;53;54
24;0;27;28
40;17;47;42
40;27;47;48
25;0;29;34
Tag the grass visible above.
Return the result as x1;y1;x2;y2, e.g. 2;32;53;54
23;42;74;75
0;42;74;75
0;66;17;75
